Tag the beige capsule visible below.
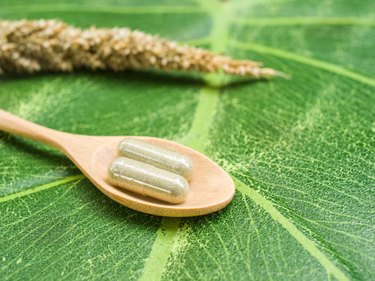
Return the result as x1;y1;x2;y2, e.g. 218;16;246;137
108;157;189;204
118;138;193;180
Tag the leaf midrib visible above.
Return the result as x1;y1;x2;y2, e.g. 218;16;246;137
138;2;233;279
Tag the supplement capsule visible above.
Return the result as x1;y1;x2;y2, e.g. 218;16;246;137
108;157;189;204
118;138;193;180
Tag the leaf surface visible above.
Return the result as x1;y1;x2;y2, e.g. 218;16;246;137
0;0;374;280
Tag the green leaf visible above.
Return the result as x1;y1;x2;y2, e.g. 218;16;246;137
1;0;374;280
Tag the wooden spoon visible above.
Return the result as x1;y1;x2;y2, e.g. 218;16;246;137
0;110;235;217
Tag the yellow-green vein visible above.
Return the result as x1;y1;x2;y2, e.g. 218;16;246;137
231;40;375;87
138;218;181;281
235;177;350;281
0;174;84;203
138;3;234;281
234;17;375;26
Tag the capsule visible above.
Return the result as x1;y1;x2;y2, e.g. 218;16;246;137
108;157;189;204
118;138;193;180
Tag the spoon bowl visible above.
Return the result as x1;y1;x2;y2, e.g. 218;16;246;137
0;110;235;216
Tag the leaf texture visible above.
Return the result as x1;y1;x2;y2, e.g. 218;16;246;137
0;0;374;280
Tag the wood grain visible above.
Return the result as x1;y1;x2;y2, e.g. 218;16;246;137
0;109;235;216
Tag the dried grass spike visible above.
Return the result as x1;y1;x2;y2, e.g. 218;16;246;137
0;19;284;79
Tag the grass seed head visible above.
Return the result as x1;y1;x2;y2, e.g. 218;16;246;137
0;19;283;78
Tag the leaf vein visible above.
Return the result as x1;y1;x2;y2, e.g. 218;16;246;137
235;177;350;281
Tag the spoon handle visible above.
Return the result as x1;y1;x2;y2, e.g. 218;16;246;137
0;109;68;150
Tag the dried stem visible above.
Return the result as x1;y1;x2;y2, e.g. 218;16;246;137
0;20;284;78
